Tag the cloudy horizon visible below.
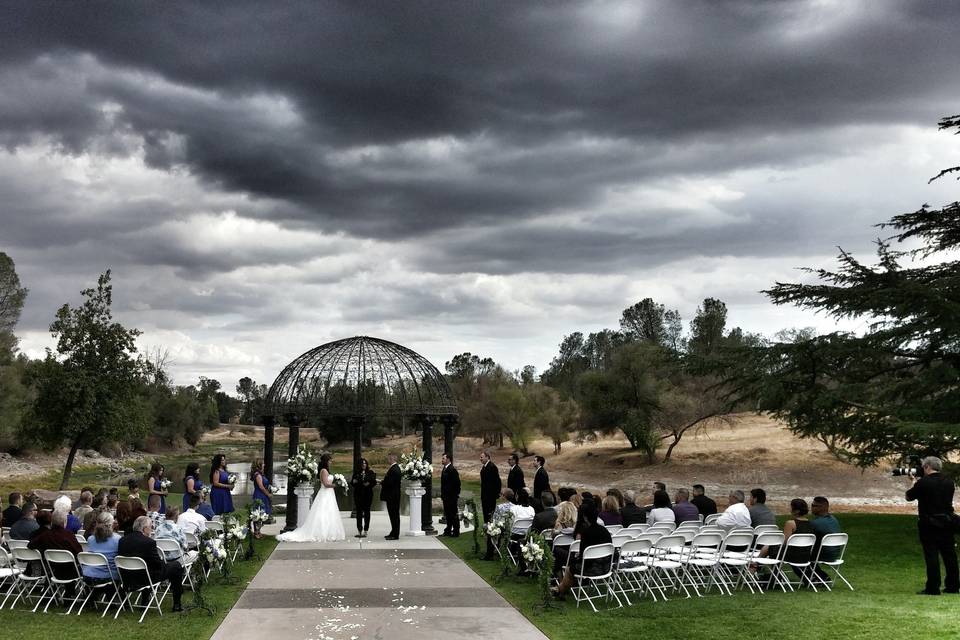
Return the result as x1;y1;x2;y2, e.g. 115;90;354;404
2;1;959;392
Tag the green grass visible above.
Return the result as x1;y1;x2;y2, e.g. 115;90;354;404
0;536;277;640
441;513;956;640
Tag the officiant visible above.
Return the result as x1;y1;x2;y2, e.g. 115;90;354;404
351;457;377;538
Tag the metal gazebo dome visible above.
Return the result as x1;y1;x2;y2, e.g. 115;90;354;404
265;336;458;420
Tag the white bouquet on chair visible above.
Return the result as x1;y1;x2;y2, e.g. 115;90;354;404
202;538;226;563
399;449;433;482
286;444;320;485
249;506;269;524
331;473;349;494
521;539;545;564
485;512;513;538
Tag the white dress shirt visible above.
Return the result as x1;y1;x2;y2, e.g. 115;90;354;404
177;508;208;536
715;502;752;529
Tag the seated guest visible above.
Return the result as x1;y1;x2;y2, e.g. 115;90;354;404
621;491;644;527
54;495;82;534
553;501;578;535
672;488;700;523
106;494;119;516
566;491;582;509
117;516;184;612
555;503;612;597
748;488;776;526
126;478;142;504
9;502;39;540
557;487;576;503
493;488;517;520
809;496;842;583
716;490;752;529
177;493;208;537
606;488;625;510
115;501;136;535
28;510;82;556
146;495;165;533
154;506;193;562
512;488;536;520
82;506;104;534
691;484;718;517
31;510;52;539
84;512;121;581
532;492;559;533
73;491;95;524
646;490;676;526
3;492;23;527
197;498;216;521
597;495;622;526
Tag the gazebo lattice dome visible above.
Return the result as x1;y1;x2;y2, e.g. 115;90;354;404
265;336;458;420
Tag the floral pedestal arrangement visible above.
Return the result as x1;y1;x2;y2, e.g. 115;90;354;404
294;482;314;528
404;482;426;536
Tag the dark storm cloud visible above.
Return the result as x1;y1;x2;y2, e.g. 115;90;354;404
2;1;960;245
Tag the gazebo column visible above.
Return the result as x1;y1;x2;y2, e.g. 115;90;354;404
262;414;276;482
283;414;301;532
442;415;457;460
348;416;364;518
421;415;436;534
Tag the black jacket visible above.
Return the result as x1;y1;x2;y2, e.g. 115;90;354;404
117;531;164;584
441;464;461;501
533;467;550;499
351;469;377;503
621;503;645;527
2;504;22;528
507;465;525;495
907;472;956;519
532;507;558;533
480;462;502;506
380;463;401;504
691;494;718;516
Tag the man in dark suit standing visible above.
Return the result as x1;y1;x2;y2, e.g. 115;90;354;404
439;453;461;537
381;452;402;540
480;450;501;560
507;453;524;496
117;516;184;611
906;456;958;595
532;456;551;500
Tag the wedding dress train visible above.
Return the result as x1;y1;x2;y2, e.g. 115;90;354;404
276;483;346;543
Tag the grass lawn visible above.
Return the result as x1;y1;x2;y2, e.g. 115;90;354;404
441;513;958;640
0;536;277;640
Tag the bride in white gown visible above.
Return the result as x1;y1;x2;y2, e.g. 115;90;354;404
277;454;346;543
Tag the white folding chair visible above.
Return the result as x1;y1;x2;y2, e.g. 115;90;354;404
42;549;87;614
604;524;623;535
506;517;533;566
680;531;724;596
0;547;22;610
748;531;785;593
810;532;853;591
715;531;757;595
614;538;653;604
76;551;121;617
647;534;690;600
648;522;676;534
115;555;170;623
206;520;225;536
626;523;648;532
704;513;721;525
611;532;636;549
754;524;780;535
7;547;49;611
156;539;197;590
571;543;621;612
777;533;818;592
6;539;28;550
75;534;87;544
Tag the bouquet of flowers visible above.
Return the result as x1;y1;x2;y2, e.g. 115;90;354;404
459;502;474;529
485;511;513;539
223;515;248;541
521;538;545;564
249;506;269;524
202;537;226;563
331;473;348;493
159;479;171;491
286;444;320;485
267;483;279;494
199;485;211;501
227;473;239;485
399;448;433;481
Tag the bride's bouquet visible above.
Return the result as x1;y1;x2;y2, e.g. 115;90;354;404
399;448;433;481
286;444;320;485
331;473;348;494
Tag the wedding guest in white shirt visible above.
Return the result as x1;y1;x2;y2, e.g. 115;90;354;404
716;489;753;529
177;493;208;538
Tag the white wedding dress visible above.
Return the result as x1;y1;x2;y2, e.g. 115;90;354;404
277;474;346;543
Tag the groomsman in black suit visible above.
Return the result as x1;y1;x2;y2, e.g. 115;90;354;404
439;453;461;537
507;453;524;496
381;452;402;540
532;455;551;500
480;450;501;560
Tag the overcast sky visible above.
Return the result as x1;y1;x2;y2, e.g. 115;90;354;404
2;1;959;392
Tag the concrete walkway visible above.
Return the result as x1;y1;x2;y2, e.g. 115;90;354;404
211;512;548;640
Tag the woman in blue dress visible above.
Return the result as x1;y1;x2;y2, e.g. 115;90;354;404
250;458;273;538
210;453;235;515
183;462;203;512
146;462;168;515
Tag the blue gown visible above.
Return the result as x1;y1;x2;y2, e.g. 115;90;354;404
182;476;203;512
252;471;272;515
210;469;234;514
152;478;166;514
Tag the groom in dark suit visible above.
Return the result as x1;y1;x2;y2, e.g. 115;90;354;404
439;453;461;537
381;452;401;540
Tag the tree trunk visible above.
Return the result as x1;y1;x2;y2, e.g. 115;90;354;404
60;438;82;490
662;435;681;462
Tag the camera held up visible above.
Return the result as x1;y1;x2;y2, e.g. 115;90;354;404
891;455;924;478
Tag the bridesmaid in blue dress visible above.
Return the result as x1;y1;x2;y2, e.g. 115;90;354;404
250;458;273;538
146;462;168;515
210;453;235;515
183;462;203;513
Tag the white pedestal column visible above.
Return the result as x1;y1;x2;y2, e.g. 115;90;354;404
405;485;426;536
295;482;314;529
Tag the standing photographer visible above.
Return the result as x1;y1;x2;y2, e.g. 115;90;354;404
905;456;959;595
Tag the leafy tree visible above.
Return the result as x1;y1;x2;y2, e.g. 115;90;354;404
721;114;960;467
236;376;267;424
29;271;150;489
620;298;666;344
526;383;578;454
664;309;684;352
540;332;590;398
0;252;28;363
688;297;728;357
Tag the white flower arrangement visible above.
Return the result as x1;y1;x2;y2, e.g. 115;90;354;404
159;479;171;491
227;473;238;485
267;484;279;494
331;473;349;493
520;539;545;564
286;444;320;485
202;538;226;563
485;511;513;539
198;485;211;501
223;515;248;541
399;449;433;481
249;507;269;524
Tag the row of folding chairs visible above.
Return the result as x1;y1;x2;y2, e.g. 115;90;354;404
551;528;852;611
